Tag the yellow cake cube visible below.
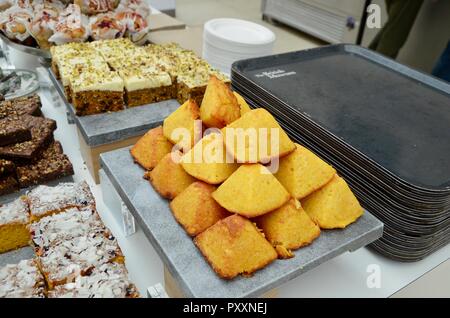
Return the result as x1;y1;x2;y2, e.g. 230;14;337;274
0;198;30;254
170;182;230;236
145;152;196;199
275;143;336;199
163;99;201;151
194;214;277;279
212;164;290;218
233;92;252;116
301;175;364;229
130;126;174;170
200;75;241;128
180;133;238;184
255;199;321;259
222;109;295;163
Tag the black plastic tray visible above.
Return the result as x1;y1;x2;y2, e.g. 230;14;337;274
232;44;450;192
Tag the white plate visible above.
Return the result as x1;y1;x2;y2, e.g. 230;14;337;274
203;38;273;57
204;18;275;49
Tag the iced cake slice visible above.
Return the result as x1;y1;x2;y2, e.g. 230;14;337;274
0;259;46;298
0;197;30;254
70;68;125;116
26;181;95;222
50;42;92;79
177;65;230;106
36;230;124;289
48;263;139;298
58;58;110;103
51;43;108;102
89;38;136;62
29;206;104;252
119;66;174;107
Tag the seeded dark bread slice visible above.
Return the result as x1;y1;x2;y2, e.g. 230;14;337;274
0;115;56;160
0;116;32;147
0;94;42;119
0;175;18;195
16;141;74;188
0;159;15;177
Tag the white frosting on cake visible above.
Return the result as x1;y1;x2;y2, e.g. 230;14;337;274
0;197;29;225
119;67;172;91
30;207;104;248
70;70;124;93
27;181;95;217
49;263;138;298
59;58;110;86
39;231;122;282
89;38;136;61
178;66;230;89
0;259;45;298
52;39;230;97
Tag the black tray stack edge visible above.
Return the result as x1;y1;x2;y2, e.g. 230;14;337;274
231;44;450;262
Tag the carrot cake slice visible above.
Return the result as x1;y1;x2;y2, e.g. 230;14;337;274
105;45;149;69
144;44;180;81
36;230;124;289
26;181;95;222
0;259;46;298
89;38;136;62
58;58;110;103
70;68;124;116
48;263;139;298
177;66;230;106
118;66;174;107
50;42;93;78
29;206;104;252
52;43;110;102
0;197;30;254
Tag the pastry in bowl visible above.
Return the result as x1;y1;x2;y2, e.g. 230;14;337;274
0;6;33;45
89;12;125;41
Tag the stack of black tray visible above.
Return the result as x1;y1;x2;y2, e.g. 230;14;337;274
231;44;450;262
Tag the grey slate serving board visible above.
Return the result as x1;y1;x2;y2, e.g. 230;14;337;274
47;68;180;147
100;147;384;298
0;247;35;268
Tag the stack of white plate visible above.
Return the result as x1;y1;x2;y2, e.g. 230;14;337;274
203;18;276;75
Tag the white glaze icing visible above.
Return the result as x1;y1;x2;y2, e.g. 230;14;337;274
0;259;45;298
0;197;29;225
39;230;122;282
30;206;104;248
27;181;95;217
49;263;137;298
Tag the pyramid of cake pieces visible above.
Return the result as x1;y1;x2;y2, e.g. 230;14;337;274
0;94;73;195
130;77;365;279
0;181;139;298
50;38;230;116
